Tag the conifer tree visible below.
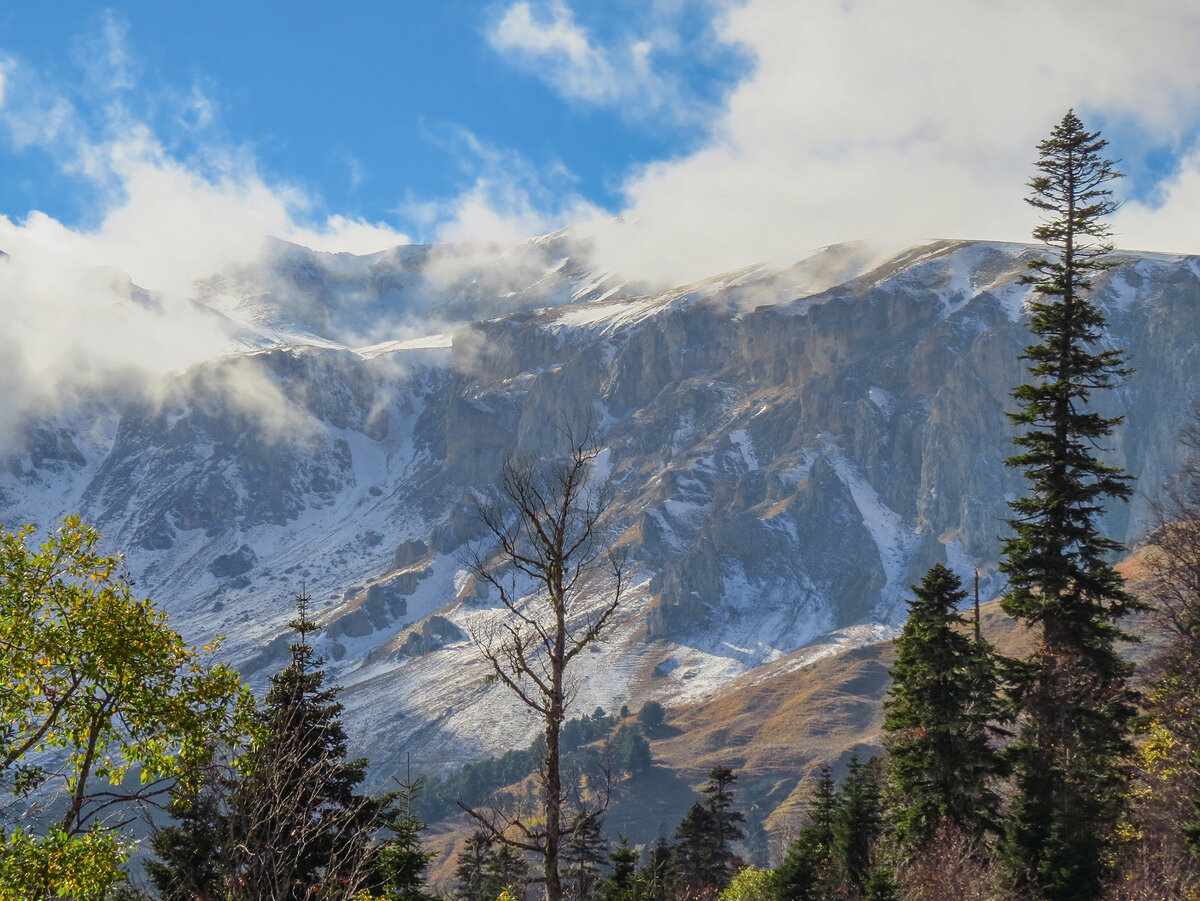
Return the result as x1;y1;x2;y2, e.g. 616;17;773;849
862;865;899;901
484;843;532;901
223;593;390;899
673;801;718;893
147;589;425;901
641;836;674;901
704;765;747;884
599;837;639;901
562;811;608;901
673;766;746;893
145;787;224;900
775;766;837;901
1000;109;1139;901
454;832;497;901
882;564;1004;850
832;756;883;898
379;777;436;901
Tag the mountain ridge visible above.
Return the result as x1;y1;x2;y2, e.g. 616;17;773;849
2;235;1197;781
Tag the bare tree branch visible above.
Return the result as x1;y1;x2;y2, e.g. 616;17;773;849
465;419;624;901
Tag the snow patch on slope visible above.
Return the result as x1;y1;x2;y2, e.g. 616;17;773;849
824;443;920;613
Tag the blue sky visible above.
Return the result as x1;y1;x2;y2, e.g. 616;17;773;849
0;2;744;244
2;1;1200;292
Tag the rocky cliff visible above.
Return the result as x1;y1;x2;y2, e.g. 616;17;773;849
2;235;1197;776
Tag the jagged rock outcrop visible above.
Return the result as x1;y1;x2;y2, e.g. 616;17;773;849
2;236;1198;772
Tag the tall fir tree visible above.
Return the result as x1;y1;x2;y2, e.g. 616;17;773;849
882;564;1004;851
1000;109;1140;901
702;765;747;887
673;800;718;893
223;592;391;899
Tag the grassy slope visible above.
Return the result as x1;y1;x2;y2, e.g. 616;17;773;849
631;599;1034;838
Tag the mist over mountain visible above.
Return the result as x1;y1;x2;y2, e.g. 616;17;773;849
2;233;1197;778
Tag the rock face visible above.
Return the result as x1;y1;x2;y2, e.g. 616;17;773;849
2;236;1199;774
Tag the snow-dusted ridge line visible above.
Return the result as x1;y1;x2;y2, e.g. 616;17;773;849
2;236;1198;777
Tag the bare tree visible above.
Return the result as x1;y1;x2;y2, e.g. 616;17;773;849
1144;413;1200;640
1114;411;1200;895
895;824;1025;901
466;424;624;901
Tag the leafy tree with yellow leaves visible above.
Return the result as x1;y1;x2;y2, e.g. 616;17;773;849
0;516;252;901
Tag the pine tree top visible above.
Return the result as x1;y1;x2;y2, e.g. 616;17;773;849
1025;109;1122;272
288;583;321;670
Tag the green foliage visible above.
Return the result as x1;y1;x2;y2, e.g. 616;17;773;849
453;832;495;901
883;564;1005;850
606;724;652;777
484;843;531;901
777;760;890;901
417;711;652;823
641;837;674;901
225;617;388;897
147;592;428;901
144;787;224;900
673;765;746;893
0;518;251;804
378;778;437;901
862;865;898;901
775;766;836;901
419;742;544;821
0;517;251;899
598;837;639;901
638;701;666;732
719;865;776;901
563;811;608;901
832;757;883;898
674;801;719;891
1000;109;1139;901
0;825;124;901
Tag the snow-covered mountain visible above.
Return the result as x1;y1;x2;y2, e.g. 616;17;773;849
3;234;1198;777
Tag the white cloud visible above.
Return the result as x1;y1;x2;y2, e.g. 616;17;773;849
556;0;1200;285
74;12;137;95
180;81;217;132
346;155;365;191
487;0;705;123
491;1;617;103
5;0;1200;440
402;126;601;245
0;50;412;441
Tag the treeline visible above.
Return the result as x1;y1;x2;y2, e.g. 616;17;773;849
416;709;654;823
449;766;748;901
